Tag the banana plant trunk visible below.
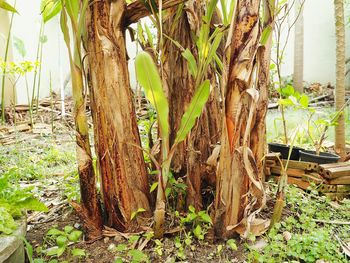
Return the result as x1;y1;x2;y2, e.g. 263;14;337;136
214;0;266;239
334;0;346;157
69;61;103;240
85;0;151;231
163;1;221;211
250;0;276;180
60;7;103;240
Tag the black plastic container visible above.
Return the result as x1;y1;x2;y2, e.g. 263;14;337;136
299;150;340;164
268;143;303;160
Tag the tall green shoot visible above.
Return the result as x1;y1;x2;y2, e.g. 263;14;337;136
135;0;224;239
1;0;17;123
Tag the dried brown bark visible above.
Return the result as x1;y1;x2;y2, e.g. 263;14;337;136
250;0;276;180
60;6;103;240
85;0;151;231
214;0;266;239
162;1;221;211
70;65;103;239
125;0;187;26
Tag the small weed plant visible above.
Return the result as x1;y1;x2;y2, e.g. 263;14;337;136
248;184;349;262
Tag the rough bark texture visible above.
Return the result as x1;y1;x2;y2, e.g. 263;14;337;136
162;1;221;211
85;0;151;231
250;0;275;180
125;0;187;26
70;63;103;239
293;0;304;93
60;6;103;239
334;0;346;157
214;0;266;239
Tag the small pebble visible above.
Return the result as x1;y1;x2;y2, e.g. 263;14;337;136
74;223;81;229
114;235;123;242
108;243;116;251
283;231;292;241
104;237;110;244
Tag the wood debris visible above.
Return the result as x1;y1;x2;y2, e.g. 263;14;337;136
265;153;350;199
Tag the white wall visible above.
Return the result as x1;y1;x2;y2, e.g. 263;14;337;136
9;0;70;104
276;0;350;88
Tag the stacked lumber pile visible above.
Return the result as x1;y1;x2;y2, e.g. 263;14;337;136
265;153;350;200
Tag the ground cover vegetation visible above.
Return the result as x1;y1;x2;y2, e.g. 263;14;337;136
0;0;349;262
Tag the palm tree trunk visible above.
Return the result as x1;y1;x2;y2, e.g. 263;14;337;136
293;0;304;93
334;0;346;157
85;0;151;231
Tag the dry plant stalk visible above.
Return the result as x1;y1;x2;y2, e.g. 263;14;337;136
214;0;269;239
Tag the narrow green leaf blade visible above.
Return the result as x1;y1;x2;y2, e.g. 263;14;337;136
260;25;272;45
65;0;79;22
181;49;197;77
0;0;18;13
175;80;211;144
41;0;62;23
135;51;169;137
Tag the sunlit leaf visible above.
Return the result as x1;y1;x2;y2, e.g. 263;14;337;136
260;25;272;45
299;94;309;108
150;182;158;193
135;51;169;138
144;23;154;49
68;230;82;242
174;80;211;144
182;49;197;77
56;235;67;247
72;248;86;257
41;0;62;23
65;0;79;23
0;0;17;13
15;197;48;212
130;207;146;220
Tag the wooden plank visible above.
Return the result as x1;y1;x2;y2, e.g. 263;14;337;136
319;184;338;193
329;176;350;185
265;160;276;167
322;166;350;179
288;177;311;190
270;167;304;178
324;192;349;201
270;176;311;190
265;152;282;161
302;173;324;184
282;160;318;171
319;162;349;170
308;172;324;180
319;162;350;177
336;185;350;193
264;167;271;176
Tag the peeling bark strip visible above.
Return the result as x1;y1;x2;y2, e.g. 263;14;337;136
125;0;187;26
71;70;103;239
250;0;276;180
63;11;103;239
85;0;151;231
214;0;267;239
